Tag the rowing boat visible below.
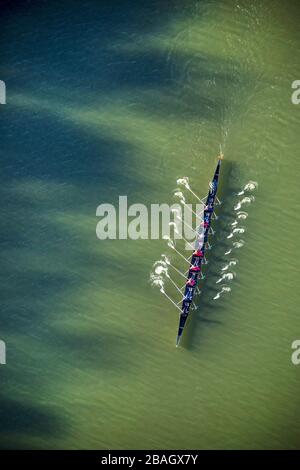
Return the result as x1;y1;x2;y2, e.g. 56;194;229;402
176;155;223;346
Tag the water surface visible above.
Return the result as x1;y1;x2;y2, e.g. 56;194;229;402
0;0;300;449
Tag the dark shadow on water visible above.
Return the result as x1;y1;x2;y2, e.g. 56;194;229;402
0;397;63;449
49;328;137;371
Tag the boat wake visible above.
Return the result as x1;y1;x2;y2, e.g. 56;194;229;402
213;179;258;301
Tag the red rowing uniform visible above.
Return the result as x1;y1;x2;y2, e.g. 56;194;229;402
193;249;204;257
190;265;201;272
186;278;196;287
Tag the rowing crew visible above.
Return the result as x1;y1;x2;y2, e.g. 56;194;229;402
184;253;208;299
176;155;223;346
183;188;217;297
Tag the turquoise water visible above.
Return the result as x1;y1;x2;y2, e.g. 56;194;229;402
0;0;300;449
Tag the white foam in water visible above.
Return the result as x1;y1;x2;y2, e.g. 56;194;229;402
244;181;258;191
168;240;175;250
237;211;248;220
222;286;231;293
233;240;244;249
233;227;245;234
216;272;236;284
236;180;258;196
213;292;221;300
226;240;245;251
223;272;235;281
221;259;238;271
153;260;167;268
227;227;245;238
213;285;232;300
242;196;255;204
214;181;257;300
161;254;171;265
163;235;175;250
174;190;186;204
176;177;190;189
155;265;166;276
234;195;255;211
150;273;165;289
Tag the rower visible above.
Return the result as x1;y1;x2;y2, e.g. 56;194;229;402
193;249;204;258
190;265;201;272
186;278;196;287
209;181;217;193
192;256;200;266
203;213;210;228
184;288;194;302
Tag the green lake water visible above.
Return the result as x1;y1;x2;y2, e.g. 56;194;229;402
0;0;300;449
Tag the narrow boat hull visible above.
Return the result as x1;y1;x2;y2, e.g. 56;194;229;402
176;157;222;346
